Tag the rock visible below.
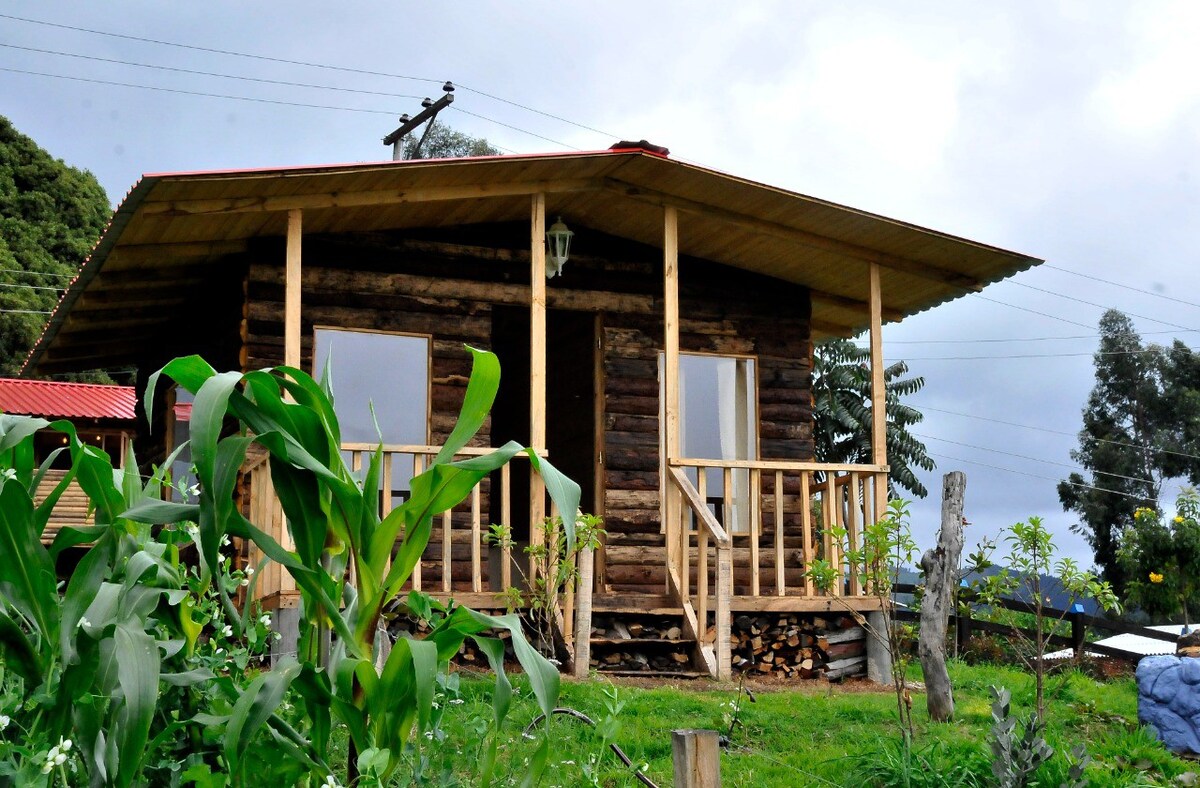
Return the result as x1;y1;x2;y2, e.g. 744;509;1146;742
1137;656;1200;756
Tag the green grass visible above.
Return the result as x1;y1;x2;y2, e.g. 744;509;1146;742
332;660;1194;786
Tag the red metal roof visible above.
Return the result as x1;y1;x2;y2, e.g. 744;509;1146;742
0;378;136;421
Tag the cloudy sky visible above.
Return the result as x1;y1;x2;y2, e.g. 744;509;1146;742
5;1;1199;565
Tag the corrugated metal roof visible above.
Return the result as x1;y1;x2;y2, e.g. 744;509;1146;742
0;378;136;420
22;147;1042;374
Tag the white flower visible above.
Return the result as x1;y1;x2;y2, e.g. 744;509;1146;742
215;647;224;655
449;698;464;705
221;625;233;638
0;714;9;730
220;536;231;547
60;739;71;751
1;468;17;481
77;617;91;629
240;578;250;587
259;614;272;627
245;566;255;576
322;776;341;788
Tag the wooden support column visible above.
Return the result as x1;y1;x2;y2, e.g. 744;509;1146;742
663;206;681;586
672;729;721;787
530;194;547;572
868;262;888;521
285;209;302;371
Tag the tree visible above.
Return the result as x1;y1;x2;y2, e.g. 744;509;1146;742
1057;310;1200;594
402;122;500;160
0;115;110;377
1118;489;1200;626
812;337;935;497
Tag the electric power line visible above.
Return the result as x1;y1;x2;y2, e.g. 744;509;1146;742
913;432;1156;486
449;106;580;151
0;42;426;100
1045;263;1200;312
1009;280;1198;332
0;308;53;314
927;451;1147;501
853;328;1200;346
886;346;1192;362
974;295;1097;331
0;282;63;292
912;402;1200;463
455;83;618;140
0;66;399;115
0;268;75;279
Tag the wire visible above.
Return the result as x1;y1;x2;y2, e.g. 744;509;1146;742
456;83;617;140
0;13;444;84
886;346;1188;361
0;268;75;279
0;42;425;100
0;66;399;115
0;308;53;314
853;328;1200;346
449;106;580;150
1008;281;1199;332
974;295;1098;331
0;282;63;292
913;432;1156;486
912;403;1200;463
1044;264;1200;311
926;451;1147;500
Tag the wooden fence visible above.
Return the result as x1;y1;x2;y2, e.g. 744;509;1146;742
892;583;1179;662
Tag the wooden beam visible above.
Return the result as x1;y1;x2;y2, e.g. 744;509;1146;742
530;193;547;563
869;262;888;520
107;240;249;265
813;291;904;323
663;206;681;462
604;178;982;292
285;210;302;370
139;178;603;218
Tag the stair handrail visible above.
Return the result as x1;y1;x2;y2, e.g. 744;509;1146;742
667;466;732;680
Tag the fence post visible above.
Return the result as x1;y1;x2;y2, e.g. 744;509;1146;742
672;729;721;787
956;600;973;654
573;545;595;679
1070;603;1086;660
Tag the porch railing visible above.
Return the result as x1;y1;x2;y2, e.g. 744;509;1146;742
244;443;588;658
666;459;888;678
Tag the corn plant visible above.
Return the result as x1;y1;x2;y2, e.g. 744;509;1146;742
127;348;580;783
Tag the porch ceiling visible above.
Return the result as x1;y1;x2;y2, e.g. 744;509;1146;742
25;148;1040;374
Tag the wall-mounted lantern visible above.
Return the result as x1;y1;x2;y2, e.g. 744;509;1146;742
545;216;574;278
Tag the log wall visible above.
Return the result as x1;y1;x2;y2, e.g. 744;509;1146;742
237;223;814;595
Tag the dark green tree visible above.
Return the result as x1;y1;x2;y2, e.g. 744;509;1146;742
1058;310;1200;595
812;338;934;497
402;123;500;160
0;115;110;377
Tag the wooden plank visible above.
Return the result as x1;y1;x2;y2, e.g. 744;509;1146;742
868;263;888;521
500;462;512;590
604;176;982;292
723;466;734;591
715;544;733;681
774;470;785;596
530;193;547;581
140;178;604;217
672;729;721;788
285;209;302;371
441;510;452;593
677;458;889;473
411;454;424;590
847;472;861;596
825;473;839;597
471;484;482;593
749;468;760;597
697;527;709;642
572;546;595;679
667;467;731;547
801;472;814;596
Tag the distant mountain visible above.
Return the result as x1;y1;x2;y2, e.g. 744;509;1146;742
892;565;1107;616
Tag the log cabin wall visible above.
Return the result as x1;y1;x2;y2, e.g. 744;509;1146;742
236;222;813;596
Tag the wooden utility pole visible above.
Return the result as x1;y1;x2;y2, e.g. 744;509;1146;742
382;82;455;160
919;471;966;722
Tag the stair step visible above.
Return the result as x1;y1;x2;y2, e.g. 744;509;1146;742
592;594;681;615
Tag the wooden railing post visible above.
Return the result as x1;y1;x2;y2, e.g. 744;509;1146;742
573;545;595;679
716;543;732;680
672;729;721;787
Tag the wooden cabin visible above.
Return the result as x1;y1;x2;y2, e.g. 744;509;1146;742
23;144;1040;680
0;378;135;542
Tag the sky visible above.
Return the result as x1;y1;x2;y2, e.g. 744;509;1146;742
4;0;1199;567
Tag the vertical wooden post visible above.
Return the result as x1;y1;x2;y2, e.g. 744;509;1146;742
530;194;547;579
716;544;732;680
868;262;887;521
774;470;785;596
1070;604;1086;659
285;209;302;372
672;729;721;788
663;206;681;592
573;545;595;678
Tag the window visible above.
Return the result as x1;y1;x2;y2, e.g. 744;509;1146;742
313;328;431;446
660;353;758;533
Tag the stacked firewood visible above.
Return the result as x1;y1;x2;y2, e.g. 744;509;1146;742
732;614;867;679
588;614;694;673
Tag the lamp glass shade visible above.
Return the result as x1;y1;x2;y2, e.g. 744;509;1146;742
545;216;573;278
